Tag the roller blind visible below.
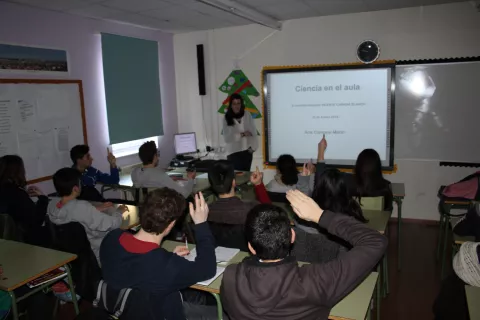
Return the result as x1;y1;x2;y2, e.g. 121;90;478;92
101;33;163;144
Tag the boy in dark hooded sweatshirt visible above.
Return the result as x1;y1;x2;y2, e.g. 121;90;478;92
220;190;387;320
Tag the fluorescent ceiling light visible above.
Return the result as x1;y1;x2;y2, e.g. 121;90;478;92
197;0;282;30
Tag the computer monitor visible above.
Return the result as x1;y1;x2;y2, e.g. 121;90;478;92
174;133;197;157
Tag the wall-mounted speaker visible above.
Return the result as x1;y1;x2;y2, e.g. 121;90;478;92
196;44;206;96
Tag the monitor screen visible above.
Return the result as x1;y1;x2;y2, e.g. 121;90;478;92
174;133;197;155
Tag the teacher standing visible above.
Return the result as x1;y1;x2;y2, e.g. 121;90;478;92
223;93;258;171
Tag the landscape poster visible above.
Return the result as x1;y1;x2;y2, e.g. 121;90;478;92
0;43;68;73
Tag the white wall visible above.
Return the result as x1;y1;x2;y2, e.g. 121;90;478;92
174;2;480;220
0;2;178;193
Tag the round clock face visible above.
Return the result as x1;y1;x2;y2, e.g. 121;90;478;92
357;40;380;64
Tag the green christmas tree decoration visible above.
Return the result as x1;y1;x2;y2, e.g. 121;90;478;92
218;69;262;119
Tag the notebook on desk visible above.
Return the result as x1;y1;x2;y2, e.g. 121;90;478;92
197;266;225;286
185;247;240;264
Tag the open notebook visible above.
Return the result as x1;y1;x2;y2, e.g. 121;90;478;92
184;246;239;264
197;266;225;286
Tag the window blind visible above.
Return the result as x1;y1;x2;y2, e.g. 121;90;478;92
101;33;163;144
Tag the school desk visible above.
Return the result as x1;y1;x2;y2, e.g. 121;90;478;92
465;285;480;320
162;240;378;320
0;240;79;320
100;170;251;201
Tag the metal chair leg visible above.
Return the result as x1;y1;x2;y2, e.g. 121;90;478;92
210;293;223;320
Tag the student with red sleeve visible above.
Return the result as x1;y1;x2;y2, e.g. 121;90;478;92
206;161;270;251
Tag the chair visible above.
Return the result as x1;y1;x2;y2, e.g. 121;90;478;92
75;280;148;320
45;217;102;302
0;214;22;241
436;200;471;279
355;196;384;211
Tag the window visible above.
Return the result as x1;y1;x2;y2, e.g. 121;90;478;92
110;136;158;158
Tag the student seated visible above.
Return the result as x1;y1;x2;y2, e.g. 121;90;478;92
220;190;387;320
48;168;126;263
292;168;367;263
207;161;270;251
316;135;393;211
70;145;119;201
131;141;195;198
208;160;270;225
266;154;314;195
433;242;480;320
453;203;480;241
0;155;50;246
100;189;220;320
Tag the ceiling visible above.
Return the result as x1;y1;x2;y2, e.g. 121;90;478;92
0;0;469;33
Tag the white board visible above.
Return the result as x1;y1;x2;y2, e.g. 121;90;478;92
0;80;86;182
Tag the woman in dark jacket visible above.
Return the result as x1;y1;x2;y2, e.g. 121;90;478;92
0;155;50;246
315;135;393;211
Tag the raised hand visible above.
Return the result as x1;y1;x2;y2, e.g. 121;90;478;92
301;163;311;176
189;192;209;224
286;190;324;223
317;134;327;161
107;148;117;168
249;166;263;186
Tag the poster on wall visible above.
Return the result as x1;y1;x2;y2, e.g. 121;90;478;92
218;69;261;135
0;43;68;74
218;69;262;119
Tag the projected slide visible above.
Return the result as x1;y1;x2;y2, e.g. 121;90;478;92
265;66;393;168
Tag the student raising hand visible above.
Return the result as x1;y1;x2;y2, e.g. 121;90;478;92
107;148;117;168
286;190;324;223
189;192;209;224
249;166;263;186
317;134;327;161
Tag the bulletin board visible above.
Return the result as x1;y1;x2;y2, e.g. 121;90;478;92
0;79;88;183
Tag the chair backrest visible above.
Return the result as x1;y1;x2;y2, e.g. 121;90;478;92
267;191;288;203
0;214;22;241
89;280;153;320
45;217;101;302
208;222;248;252
135;187;158;204
355;196;384;211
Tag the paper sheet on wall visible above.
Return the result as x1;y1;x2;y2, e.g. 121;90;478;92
0;134;17;157
0;98;14;135
55;127;69;152
18;99;37;130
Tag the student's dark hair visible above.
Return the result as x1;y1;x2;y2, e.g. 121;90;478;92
245;204;292;260
354;149;389;200
138;141;158;165
0;155;27;188
140;188;186;235
53;168;82;197
276;154;299;186
312;168;367;222
225;93;245;126
208;160;235;195
70;145;89;164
